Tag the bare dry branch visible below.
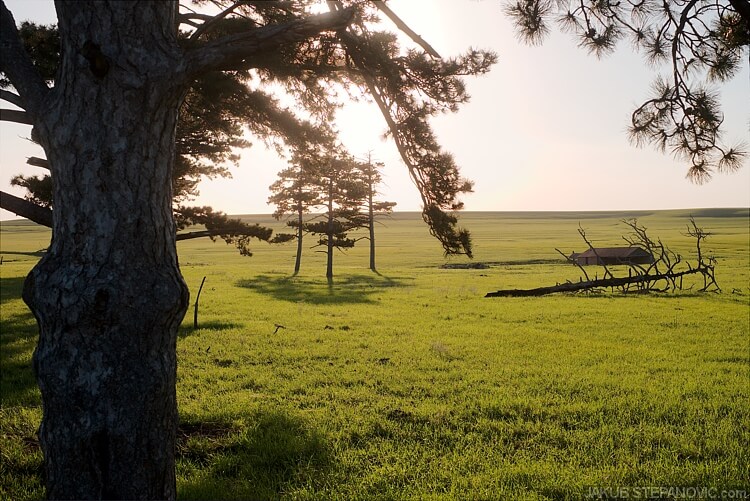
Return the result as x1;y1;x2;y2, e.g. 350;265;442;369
487;218;720;297
371;1;441;58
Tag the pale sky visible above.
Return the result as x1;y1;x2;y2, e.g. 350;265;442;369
1;0;748;220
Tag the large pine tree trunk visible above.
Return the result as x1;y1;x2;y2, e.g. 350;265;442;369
21;3;189;499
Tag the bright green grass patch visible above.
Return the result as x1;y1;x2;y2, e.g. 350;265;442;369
1;210;749;500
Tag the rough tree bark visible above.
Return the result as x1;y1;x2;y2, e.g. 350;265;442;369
3;3;190;498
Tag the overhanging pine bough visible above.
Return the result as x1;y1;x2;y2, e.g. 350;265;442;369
0;1;495;498
0;20;341;256
504;0;749;180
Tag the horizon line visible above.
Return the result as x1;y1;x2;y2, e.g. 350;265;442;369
2;206;748;223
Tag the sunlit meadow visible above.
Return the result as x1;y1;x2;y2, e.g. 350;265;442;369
1;209;748;500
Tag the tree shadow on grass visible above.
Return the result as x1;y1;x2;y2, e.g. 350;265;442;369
178;321;246;338
1;276;39;408
236;273;412;305
1;276;27;307
0;312;40;408
1;250;47;258
177;409;331;500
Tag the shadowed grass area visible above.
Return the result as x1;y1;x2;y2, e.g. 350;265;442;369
0;276;39;409
0;264;43;500
0;310;38;408
0;276;27;306
179;321;248;338
177;410;331;500
236;273;411;304
2;211;749;500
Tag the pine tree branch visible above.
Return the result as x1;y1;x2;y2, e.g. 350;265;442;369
371;1;441;58
0;194;267;244
0;89;23;107
184;7;356;75
188;0;246;43
728;0;750;26
0;190;52;227
27;156;50;169
176;230;224;241
175;228;273;241
672;0;700;90
0;1;49;122
360;71;430;210
0;108;33;124
178;12;213;27
348;47;472;256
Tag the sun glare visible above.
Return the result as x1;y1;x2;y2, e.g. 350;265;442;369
307;1;330;15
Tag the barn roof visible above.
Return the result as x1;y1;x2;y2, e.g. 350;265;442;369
576;247;652;258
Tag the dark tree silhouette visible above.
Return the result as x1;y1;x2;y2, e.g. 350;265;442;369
0;1;494;497
1;22;331;255
504;0;749;181
267;152;328;274
357;154;396;272
302;153;368;282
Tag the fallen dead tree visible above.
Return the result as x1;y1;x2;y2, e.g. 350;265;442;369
485;266;715;297
486;218;719;297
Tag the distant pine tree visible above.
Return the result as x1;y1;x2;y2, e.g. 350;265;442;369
268;156;326;275
356;155;396;273
302;154;368;282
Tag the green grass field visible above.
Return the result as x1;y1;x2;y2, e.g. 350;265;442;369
1;209;749;500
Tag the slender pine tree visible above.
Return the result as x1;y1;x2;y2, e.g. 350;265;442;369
303;154;367;282
268;159;323;274
356;155;396;273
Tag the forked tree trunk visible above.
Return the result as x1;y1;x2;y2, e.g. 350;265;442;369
21;4;189;499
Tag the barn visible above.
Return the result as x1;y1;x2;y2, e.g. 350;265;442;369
570;247;654;266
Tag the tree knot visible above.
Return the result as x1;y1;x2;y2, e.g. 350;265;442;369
80;41;110;79
94;288;110;314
